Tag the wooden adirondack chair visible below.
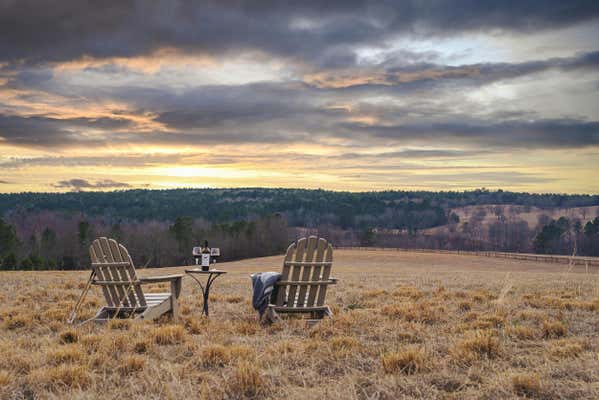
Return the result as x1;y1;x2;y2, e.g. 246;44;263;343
88;237;183;322
266;236;338;323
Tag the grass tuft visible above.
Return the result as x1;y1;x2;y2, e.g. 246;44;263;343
392;286;423;300
234;320;258;335
451;330;500;364
229;361;265;397
108;319;130;330
59;329;79;344
382;301;440;324
330;335;360;350
3;315;31;330
549;339;584;359
118;355;145;375
381;347;429;375
133;338;152;354
506;325;537;340
200;345;231;368
541;320;567;339
153;325;186;345
48;345;85;365
29;365;92;390
512;373;542;397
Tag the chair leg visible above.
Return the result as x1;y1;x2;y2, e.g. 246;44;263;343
264;306;280;324
170;280;180;322
170;295;179;322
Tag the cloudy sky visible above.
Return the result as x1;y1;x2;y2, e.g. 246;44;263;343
1;1;598;193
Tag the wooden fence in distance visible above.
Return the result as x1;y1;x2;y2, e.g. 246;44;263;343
338;247;599;267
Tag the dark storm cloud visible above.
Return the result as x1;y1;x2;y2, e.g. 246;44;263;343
1;1;598;65
53;178;131;190
344;118;599;148
153;84;315;129
0;114;133;146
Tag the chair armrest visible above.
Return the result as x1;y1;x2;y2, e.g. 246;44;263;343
139;275;183;298
139;274;183;283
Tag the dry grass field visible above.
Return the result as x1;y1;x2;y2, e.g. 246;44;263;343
1;250;598;399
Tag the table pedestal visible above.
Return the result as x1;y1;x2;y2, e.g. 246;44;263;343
185;269;226;316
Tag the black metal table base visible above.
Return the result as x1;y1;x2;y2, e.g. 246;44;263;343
185;269;226;316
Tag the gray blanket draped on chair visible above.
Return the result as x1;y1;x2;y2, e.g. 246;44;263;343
250;272;281;316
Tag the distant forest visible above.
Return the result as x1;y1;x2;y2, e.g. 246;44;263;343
1;188;598;270
1;188;598;229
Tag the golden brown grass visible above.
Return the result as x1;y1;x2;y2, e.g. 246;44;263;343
506;325;537;340
541;319;568;338
199;344;231;368
152;324;186;345
118;355;146;375
59;329;79;344
381;346;430;374
0;370;11;387
549;339;585;359
512;373;543;397
230;361;265;397
0;249;598;399
451;330;501;365
29;364;92;390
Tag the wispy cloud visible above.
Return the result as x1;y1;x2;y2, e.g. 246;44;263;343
52;178;131;191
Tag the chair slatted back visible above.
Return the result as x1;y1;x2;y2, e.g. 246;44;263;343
89;237;146;308
275;236;333;308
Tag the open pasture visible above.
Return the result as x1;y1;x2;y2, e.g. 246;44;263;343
1;250;598;399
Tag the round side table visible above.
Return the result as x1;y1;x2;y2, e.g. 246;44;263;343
185;269;227;316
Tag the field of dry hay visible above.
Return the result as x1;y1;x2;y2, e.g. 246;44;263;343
1;250;598;399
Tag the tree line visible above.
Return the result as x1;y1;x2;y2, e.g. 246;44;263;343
0;212;288;270
1;188;597;232
1;188;599;270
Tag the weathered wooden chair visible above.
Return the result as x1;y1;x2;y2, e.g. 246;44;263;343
266;236;338;323
88;237;183;322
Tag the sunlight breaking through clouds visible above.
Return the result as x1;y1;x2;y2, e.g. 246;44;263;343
1;1;598;193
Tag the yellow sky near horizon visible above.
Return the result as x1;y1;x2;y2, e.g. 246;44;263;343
2;143;598;194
